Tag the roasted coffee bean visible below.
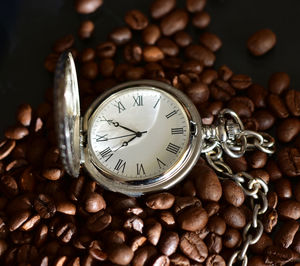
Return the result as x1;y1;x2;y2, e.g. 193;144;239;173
0;139;15;160
142;24;161;45
173;196;201;214
160;9;189;36
225;155;247;172
230;74;252;90
0;239;7;257
52;34;74;53
159;211;176;228
262;209;278;233
56;200;76;215
75;0;102;14
124;215;143;233
206;254;226;266
205;233;222;254
125;66;145;80
199;32;222;52
192;11;211;29
145;219;162;246
152;255;170;266
200;69;218;84
21;214;40;231
80;61;98;80
192;164;222;202
42;167;63;181
248;150;268;169
169;253;190;266
222;205;246;229
278;199;300;220
108;243;133;265
268;72;290;95
131;236;146;252
132;246;157;266
210;79;235;101
247;83;268;108
250;232;273;255
8;210;31;231
222;180;245;207
277;118;300;142
96;41;116;59
143;46;164;62
34;224;48;247
267;191;278;209
247;28;277;56
185;44;215;67
84;192;106;213
125;10;148;30
218;65;233;81
5;126;29;140
180;231;208;262
248;255;269;266
109;27;132;45
265;245;295;265
34;194;56;219
0;175;18;198
278;147;300;177
177;206;208;231
186;82;209;104
285;89;300;116
150;0;176;19
223;227;241;248
275;178;292;199
186;0;206;13
157;38;179;57
55;222;76;243
158;231;179;256
207;215;226;236
146;192;175;210
204;202;220;217
17;104;32;127
87;211;111;232
99;59;115;77
265;159;282;181
253;109;275;130
78;20;94;39
174;31;192;47
274;219;299;248
227;96;254;118
44;53;59;72
267;93;289;118
292;231;300;253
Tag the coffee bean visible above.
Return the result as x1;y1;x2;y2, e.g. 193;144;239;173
199;32;222;52
267;93;289;118
56;200;76;215
174;196;201;214
265;159;282;181
107;243;133;265
0;239;7;257
227;96;254;118
222;205;246;229
192;164;222;202
177;206;208;231
180;231;208;262
142;24;161;45
223;227;241;248
278;200;300;220
225;155;248;172
253;109;275;130
192;11;211;29
186;0;206;13
34;224;48;247
125;10;148;30
248;150;268;169
174;31;192;47
210;79;235;101
87;211;111;232
124;215;143;233
150;0;176;19
152;255;170;266
132;246;157;266
205;233;222;254
200;69;218;85
42;168;63;181
5;126;29;140
55;222;76;243
247;84;268;108
230;74;252;90
292;231;300;253
278;147;300;177
262;209;278;233
285;89;300;116
84;192;106;213
265;245;295;265
34;194;56;219
275;178;292;199
75;0;103;14
109;27;132;46
99;59;115;77
247;28;276;56
277;118;300;142
169;253;190;266
250;232;273;255
52;34;74;53
206;254;226;266
96;41;116;59
125;66;145;80
16;104;32;127
146;192;175;210
158;231;179;256
78;20;94;39
145;219;162;246
274;219;299;248
204;202;220;217
268;72;290;95
159;211;176;228
267;191;278;210
222;180;245;207
0;175;18;198
185;44;215;67
143;46;164;62
160;9;189;36
21;214;40;231
8;210;31;231
186;82;209;104
0;139;16;160
207;215;226;236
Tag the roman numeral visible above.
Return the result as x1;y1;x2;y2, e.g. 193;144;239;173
171;128;184;135
113;101;126;113
96;134;108;142
153;97;161;109
136;163;145;175
99;147;113;161
114;159;126;173
156;158;166;169
165;110;178;119
133;96;143;106
166;143;180;154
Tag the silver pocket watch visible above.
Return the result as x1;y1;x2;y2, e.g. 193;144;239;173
54;52;275;197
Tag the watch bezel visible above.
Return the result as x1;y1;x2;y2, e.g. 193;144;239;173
82;80;203;196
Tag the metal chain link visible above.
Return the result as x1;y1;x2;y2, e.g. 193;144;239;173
202;109;275;266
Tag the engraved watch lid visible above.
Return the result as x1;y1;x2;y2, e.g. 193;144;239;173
54;52;81;177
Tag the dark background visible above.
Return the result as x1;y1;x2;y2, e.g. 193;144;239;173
0;0;299;134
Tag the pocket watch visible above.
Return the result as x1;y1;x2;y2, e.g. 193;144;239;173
54;52;275;198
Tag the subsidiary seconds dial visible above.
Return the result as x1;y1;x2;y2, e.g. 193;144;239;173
89;86;191;181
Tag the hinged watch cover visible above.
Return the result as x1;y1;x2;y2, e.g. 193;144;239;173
54;52;81;177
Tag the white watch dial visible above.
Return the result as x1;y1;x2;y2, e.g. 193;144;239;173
88;86;191;181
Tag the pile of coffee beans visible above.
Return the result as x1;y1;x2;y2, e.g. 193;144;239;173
0;0;300;265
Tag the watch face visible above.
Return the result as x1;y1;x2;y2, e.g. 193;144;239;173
88;86;191;182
